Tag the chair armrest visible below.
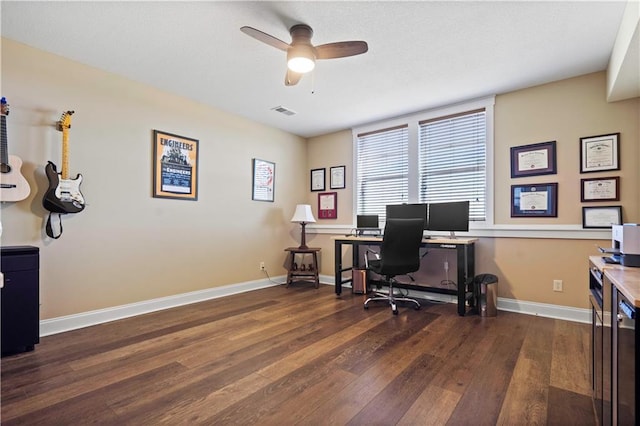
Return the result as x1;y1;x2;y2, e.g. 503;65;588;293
363;248;380;269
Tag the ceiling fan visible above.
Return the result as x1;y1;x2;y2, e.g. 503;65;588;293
240;24;368;86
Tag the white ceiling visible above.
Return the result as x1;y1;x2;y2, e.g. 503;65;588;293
0;1;631;138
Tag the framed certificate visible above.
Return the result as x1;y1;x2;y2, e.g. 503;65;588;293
580;176;620;202
511;183;558;217
330;165;346;189
318;191;337;219
310;168;325;191
510;141;557;178
580;133;620;173
582;206;622;229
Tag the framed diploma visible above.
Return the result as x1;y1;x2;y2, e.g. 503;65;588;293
582;206;622;229
310;168;325;192
581;176;620;202
510;141;557;178
153;130;199;201
252;158;275;202
318;191;337;219
580;133;620;173
330;165;346;189
511;183;558;217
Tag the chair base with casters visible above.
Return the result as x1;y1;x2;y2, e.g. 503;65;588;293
363;277;421;315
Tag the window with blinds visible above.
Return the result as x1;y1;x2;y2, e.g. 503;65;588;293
356;125;409;221
418;109;486;221
354;97;492;226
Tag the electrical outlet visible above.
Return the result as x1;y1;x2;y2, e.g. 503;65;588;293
553;279;563;292
260;262;265;271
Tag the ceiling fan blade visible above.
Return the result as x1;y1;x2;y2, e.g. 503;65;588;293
240;26;290;51
285;69;303;86
315;41;368;59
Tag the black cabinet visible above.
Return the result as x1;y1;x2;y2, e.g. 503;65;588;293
1;246;40;355
613;289;637;425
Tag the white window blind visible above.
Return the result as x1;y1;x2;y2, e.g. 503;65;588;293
418;110;486;221
356;125;409;221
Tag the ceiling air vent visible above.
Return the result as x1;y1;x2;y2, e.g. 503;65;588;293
271;105;296;116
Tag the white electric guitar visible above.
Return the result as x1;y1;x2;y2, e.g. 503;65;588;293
43;110;85;214
0;97;31;202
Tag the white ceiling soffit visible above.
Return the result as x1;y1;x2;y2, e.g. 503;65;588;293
0;1;631;138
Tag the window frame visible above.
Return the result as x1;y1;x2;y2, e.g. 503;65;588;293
352;96;495;228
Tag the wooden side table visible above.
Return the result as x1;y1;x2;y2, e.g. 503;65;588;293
284;247;321;288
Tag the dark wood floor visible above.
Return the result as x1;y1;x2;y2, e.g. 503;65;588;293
1;284;595;425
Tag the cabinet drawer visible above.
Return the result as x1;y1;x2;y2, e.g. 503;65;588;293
1;253;39;272
1;246;39;272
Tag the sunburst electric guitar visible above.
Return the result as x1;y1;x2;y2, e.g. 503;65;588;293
0;97;31;202
43;111;85;214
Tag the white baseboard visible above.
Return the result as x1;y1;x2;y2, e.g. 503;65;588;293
40;276;285;337
325;273;590;324
40;274;590;337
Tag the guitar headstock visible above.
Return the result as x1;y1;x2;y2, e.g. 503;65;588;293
56;110;75;132
1;97;9;116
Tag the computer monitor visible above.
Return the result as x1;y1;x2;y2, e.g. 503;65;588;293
357;214;379;229
427;201;470;238
385;203;428;229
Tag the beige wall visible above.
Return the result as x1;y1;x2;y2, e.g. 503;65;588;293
2;37;638;319
307;72;639;310
1;39;307;319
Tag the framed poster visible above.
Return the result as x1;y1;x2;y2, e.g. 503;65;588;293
580;133;620;173
510;141;557;178
582;206;622;229
153;130;199;201
580;176;620;202
330;165;346;189
252;158;275;202
511;183;558;217
310;168;325;191
318;191;337;219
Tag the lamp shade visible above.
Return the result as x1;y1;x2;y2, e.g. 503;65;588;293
291;204;316;223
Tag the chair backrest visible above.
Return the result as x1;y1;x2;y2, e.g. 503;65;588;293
378;218;425;277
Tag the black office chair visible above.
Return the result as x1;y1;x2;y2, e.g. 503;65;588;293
363;218;424;315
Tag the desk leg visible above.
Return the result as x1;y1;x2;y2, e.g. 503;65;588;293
334;241;342;295
456;246;466;316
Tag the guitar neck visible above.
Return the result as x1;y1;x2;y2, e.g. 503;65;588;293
1;115;8;165
61;127;69;180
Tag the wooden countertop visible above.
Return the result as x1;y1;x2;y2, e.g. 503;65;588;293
590;255;640;307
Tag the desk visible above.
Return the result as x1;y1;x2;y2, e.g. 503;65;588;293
333;236;476;316
285;247;321;288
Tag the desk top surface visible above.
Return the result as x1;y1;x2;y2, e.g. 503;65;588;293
332;235;477;245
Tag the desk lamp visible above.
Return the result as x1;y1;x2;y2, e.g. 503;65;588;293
291;204;316;249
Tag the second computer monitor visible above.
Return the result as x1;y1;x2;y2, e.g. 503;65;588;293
427;201;470;238
385;203;428;229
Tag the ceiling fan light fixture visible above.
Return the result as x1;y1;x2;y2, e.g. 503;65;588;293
287;46;315;73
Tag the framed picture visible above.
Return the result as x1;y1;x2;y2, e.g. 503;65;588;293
310;168;325;191
152;130;199;201
318;191;337;219
582;206;622;229
511;183;558;217
510;141;557;178
580;133;620;173
252;158;275;202
581;176;620;202
330;165;346;189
